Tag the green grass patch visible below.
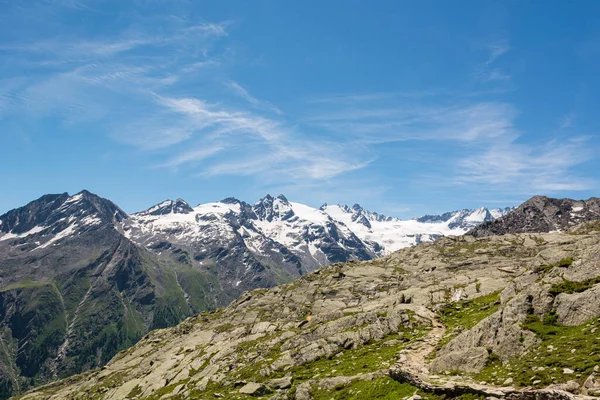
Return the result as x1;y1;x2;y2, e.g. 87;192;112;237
435;291;501;354
263;328;428;384
475;315;600;388
549;275;600;296
312;376;438;400
311;376;486;400
534;257;573;274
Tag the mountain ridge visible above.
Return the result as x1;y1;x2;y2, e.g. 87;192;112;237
468;196;600;237
0;190;513;399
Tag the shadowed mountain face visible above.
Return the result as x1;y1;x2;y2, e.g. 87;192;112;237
0;191;508;398
0;192;210;399
468;196;600;237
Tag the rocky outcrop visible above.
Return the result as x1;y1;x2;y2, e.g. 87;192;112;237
468;196;600;237
554;285;600;326
429;347;489;373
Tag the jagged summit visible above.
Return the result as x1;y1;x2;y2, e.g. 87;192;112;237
0;190;127;243
251;194;295;222
141;198;194;216
220;196;242;204
468;196;600;237
416;207;512;230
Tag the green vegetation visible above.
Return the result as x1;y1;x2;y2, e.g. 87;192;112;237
435;291;501;353
12;284;67;380
311;376;441;400
0;279;48;292
475;315;600;388
549;275;600;296
279;331;424;381
175;267;220;312
533;256;573;274
61;291;145;377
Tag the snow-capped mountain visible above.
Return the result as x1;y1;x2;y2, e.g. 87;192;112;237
0;189;514;396
321;204;514;253
124;194;375;297
416;206;514;230
0;190;127;253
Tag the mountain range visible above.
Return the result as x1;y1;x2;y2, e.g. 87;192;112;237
17;196;600;400
0;190;512;398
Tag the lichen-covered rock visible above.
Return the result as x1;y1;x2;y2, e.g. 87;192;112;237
238;382;273;396
555;284;600;325
266;376;292;389
430;346;489;373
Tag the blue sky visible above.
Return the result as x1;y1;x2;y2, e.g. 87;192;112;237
1;0;599;217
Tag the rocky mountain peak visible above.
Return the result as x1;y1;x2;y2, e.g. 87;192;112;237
220;197;241;204
468;196;600;237
253;194;294;222
0;193;70;234
0;190;126;237
416;206;513;231
143;199;193;216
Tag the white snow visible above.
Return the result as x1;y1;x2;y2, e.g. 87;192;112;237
146;200;174;214
38;224;77;249
289;202;329;223
194;202;240;215
80;215;103;227
59;193;84;210
322;204;468;254
124;197;510;264
0;225;46;241
464;207;488;223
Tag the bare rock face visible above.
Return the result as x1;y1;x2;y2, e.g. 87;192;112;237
555;285;600;326
429;346;489;373
468;196;600;237
238;382;272;396
430;292;539;374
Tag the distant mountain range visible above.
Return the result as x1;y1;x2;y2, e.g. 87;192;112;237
0;190;512;397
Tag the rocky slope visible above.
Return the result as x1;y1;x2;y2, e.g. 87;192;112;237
0;191;509;399
469;196;600;237
17;222;600;399
0;192;212;399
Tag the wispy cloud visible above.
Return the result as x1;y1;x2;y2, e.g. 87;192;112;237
160;145;225;168
559;111;577;129
476;41;511;82
0;3;596;214
225;81;283;115
152;93;370;180
457;136;594;191
306;99;518;143
486;42;510;65
304;92;595;195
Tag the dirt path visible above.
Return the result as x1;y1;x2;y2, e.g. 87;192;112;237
395;313;445;375
388;315;577;399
